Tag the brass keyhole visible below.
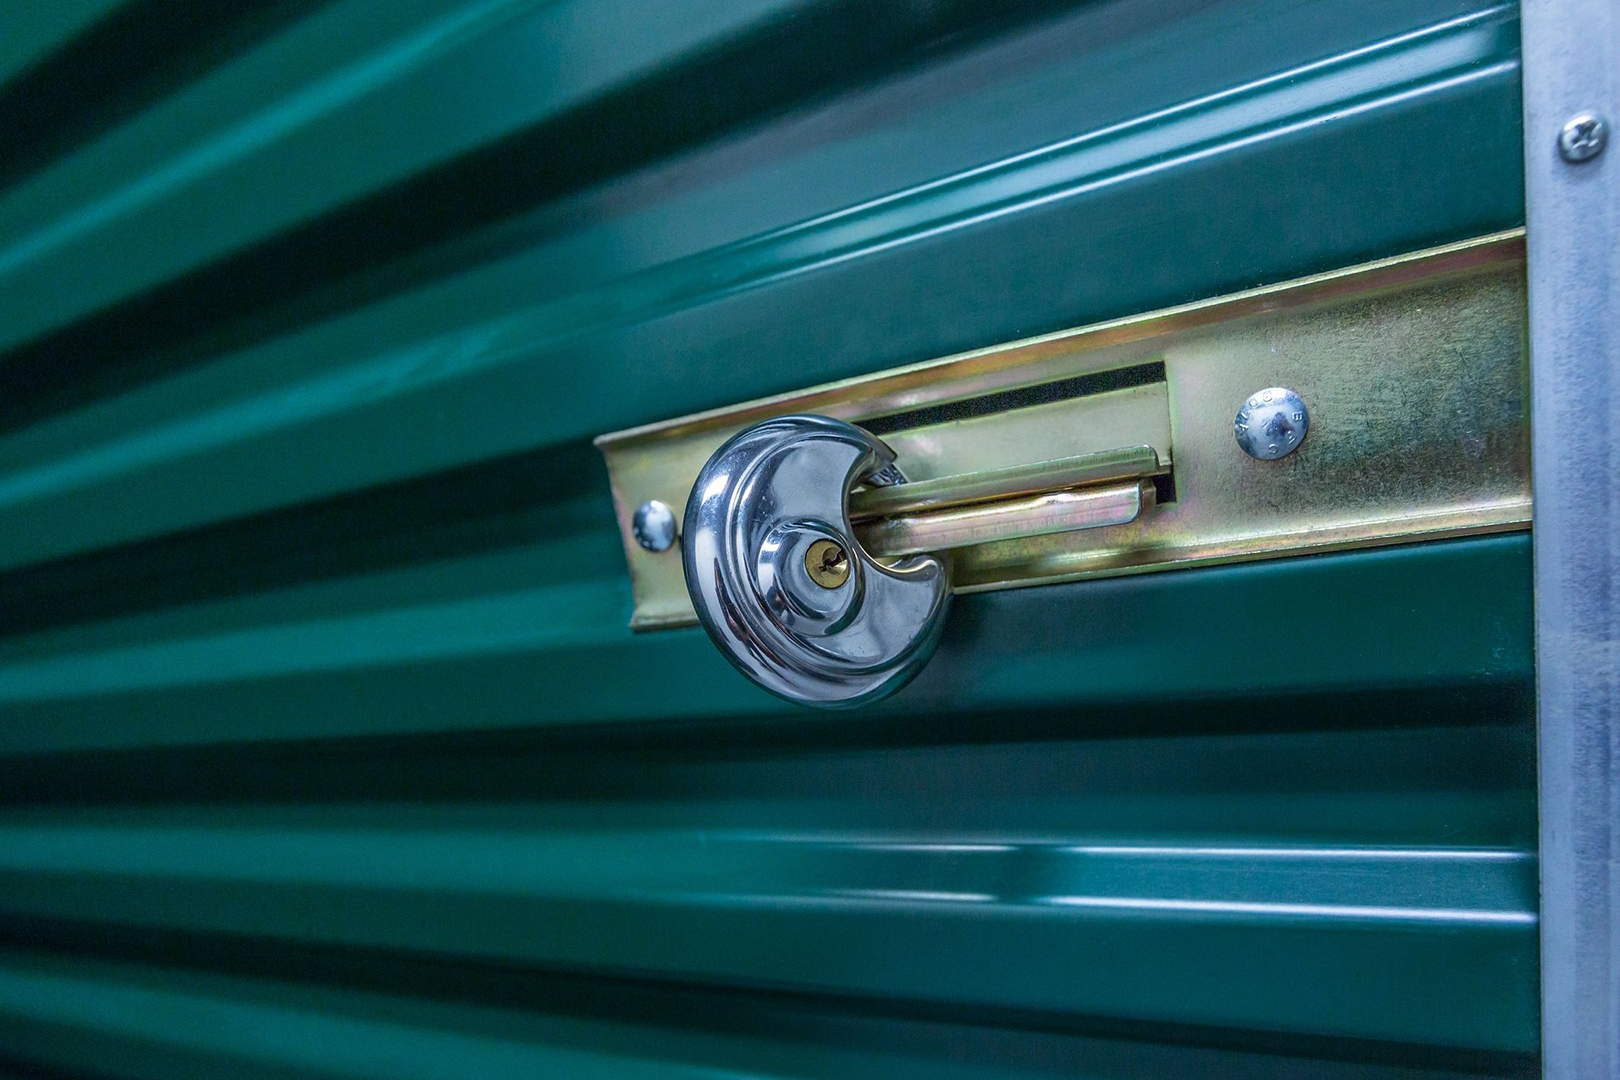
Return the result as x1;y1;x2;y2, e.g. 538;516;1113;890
805;538;851;589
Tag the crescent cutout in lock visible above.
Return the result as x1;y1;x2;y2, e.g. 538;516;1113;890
681;415;950;708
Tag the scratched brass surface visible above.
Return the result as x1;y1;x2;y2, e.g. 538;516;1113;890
597;232;1529;630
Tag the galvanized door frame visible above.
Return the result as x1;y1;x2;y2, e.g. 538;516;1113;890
1522;1;1620;1076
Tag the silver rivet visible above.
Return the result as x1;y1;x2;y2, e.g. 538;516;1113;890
632;499;677;552
1559;112;1608;163
1235;387;1309;461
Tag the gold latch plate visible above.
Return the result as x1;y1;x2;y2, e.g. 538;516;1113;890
597;231;1529;630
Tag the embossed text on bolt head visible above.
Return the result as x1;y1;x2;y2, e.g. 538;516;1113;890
1558;112;1608;163
632;499;677;552
1234;387;1309;460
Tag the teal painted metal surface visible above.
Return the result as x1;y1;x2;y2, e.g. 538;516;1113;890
0;3;125;85
0;1;1533;1077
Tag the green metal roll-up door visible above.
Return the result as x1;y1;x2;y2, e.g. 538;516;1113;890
0;2;1537;1077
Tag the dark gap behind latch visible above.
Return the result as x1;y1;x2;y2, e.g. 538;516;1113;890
859;360;1166;435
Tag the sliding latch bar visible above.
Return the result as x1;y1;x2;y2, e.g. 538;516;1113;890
598;231;1530;634
852;446;1160;558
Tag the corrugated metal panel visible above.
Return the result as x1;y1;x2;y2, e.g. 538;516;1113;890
0;1;1534;1077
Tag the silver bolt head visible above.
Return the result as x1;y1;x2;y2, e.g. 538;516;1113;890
1559;112;1608;163
632;499;678;552
1235;387;1309;461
